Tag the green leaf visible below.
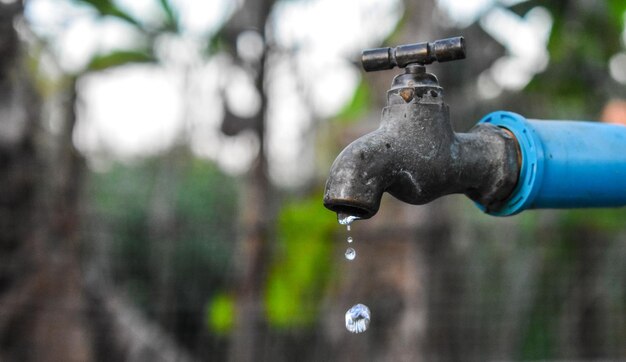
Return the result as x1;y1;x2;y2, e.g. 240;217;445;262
265;277;298;326
264;194;336;328
504;0;540;17
207;29;233;56
207;293;235;334
608;0;626;28
157;0;179;33
87;50;155;71
75;0;142;28
335;80;370;124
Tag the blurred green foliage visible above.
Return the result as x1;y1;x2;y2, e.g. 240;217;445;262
77;0;141;26
560;208;626;232
334;80;371;124
207;292;235;335
77;0;180;33
75;0;185;76
265;194;336;327
521;305;558;359
87;50;155;71
608;0;626;27
90;157;238;331
156;0;180;32
516;210;626;360
513;1;626;118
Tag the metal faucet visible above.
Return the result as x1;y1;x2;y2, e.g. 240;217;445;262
324;36;626;220
324;37;520;219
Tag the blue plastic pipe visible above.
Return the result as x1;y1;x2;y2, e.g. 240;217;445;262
477;111;626;216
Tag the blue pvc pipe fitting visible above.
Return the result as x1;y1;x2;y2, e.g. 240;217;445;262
477;111;626;216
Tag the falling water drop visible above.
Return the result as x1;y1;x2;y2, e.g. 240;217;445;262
345;304;370;333
337;213;370;333
345;247;356;260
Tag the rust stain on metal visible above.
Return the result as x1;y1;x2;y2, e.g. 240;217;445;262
399;88;414;103
502;128;522;169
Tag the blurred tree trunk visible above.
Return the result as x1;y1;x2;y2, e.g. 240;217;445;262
557;225;607;358
0;2;93;360
148;148;184;330
0;4;197;361
228;0;276;360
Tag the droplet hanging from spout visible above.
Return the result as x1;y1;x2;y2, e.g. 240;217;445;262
337;213;360;226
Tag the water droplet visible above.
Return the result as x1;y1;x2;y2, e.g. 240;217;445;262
338;213;360;226
345;303;370;333
345;247;356;260
347;236;353;243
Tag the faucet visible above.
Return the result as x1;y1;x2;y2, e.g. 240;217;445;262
324;36;626;220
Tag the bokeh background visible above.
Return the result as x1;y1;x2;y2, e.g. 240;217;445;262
2;0;626;361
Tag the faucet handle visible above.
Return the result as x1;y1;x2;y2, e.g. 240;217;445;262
361;36;465;72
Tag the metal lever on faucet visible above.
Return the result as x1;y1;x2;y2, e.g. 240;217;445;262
361;36;465;72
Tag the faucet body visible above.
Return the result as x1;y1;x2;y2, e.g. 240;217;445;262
323;65;520;219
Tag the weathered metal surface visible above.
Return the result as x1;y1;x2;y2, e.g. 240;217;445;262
362;36;465;72
324;42;520;219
